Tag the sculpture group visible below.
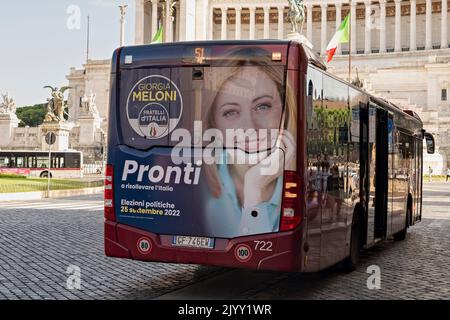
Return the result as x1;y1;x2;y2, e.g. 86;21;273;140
44;86;71;122
81;90;99;115
0;93;16;115
288;0;305;34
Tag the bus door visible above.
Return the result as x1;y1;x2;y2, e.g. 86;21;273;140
373;107;389;240
361;103;389;244
359;102;371;244
416;137;423;222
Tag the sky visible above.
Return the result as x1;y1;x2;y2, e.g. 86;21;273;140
0;0;136;107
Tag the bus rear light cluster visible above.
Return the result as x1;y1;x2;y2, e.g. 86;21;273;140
104;164;116;222
280;171;301;232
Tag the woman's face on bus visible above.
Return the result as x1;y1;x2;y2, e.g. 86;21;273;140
213;67;283;152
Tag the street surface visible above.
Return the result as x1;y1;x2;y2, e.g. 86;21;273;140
0;182;449;300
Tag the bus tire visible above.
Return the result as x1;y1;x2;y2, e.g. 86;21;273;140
40;171;52;179
393;206;411;241
342;212;362;272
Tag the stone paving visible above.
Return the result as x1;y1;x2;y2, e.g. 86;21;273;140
0;183;449;300
0;195;224;300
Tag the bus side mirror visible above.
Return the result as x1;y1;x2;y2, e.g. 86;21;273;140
424;132;435;154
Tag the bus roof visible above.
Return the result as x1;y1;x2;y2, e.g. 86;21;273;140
116;40;295;70
113;40;421;125
0;150;81;153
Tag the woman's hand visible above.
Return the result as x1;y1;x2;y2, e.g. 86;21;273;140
242;130;296;208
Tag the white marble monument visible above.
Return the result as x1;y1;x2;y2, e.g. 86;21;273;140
40;86;74;151
64;0;450;173
78;91;103;146
0;93;19;148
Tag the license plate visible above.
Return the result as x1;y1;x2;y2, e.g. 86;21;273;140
172;236;215;249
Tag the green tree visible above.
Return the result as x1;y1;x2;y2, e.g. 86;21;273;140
16;103;47;127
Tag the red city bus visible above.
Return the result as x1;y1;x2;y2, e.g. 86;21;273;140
104;40;435;272
0;150;83;178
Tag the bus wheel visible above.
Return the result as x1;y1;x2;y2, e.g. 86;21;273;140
342;213;361;272
40;171;52;178
393;207;411;241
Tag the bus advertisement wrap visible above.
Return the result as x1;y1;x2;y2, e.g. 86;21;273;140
105;42;432;272
114;47;297;239
0;168;31;175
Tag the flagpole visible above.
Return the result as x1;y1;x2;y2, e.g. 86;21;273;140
86;15;90;64
348;0;352;83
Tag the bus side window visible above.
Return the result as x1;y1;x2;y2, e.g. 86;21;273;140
322;74;349;198
0;156;9;168
307;80;313;129
37;156;48;169
16;157;24;168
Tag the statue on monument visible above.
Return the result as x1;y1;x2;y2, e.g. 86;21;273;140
170;1;178;22
352;68;364;89
80;90;99;116
288;0;305;34
43;86;71;122
0;93;16;114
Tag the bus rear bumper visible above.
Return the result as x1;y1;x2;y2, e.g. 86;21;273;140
105;221;305;272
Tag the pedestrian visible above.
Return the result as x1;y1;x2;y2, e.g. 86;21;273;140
429;166;433;182
446;167;450;182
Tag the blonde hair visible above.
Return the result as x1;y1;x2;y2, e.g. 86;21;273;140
201;47;297;198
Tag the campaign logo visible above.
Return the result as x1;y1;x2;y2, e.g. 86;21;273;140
138;103;169;139
127;75;183;140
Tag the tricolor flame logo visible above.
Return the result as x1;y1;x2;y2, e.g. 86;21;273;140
149;126;157;137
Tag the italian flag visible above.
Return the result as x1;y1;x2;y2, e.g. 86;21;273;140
151;26;164;44
326;13;350;63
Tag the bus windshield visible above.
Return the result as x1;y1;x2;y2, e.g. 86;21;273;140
112;45;298;239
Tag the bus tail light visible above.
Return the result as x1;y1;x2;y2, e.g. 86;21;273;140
280;171;301;232
104;164;116;222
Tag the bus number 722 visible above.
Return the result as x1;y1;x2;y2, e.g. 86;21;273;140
254;241;273;252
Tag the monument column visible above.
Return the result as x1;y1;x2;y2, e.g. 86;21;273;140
410;0;417;51
235;6;242;40
335;2;342;55
426;0;432;50
364;0;371;54
151;0;159;41
249;6;256;40
119;5;128;47
263;6;270;39
350;0;357;54
441;0;448;49
306;3;313;43
380;0;387;53
394;0;402;52
221;7;228;40
165;0;173;42
208;5;213;40
135;0;145;45
278;5;285;39
320;2;327;56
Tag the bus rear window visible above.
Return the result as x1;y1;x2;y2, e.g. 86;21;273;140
118;47;290;152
